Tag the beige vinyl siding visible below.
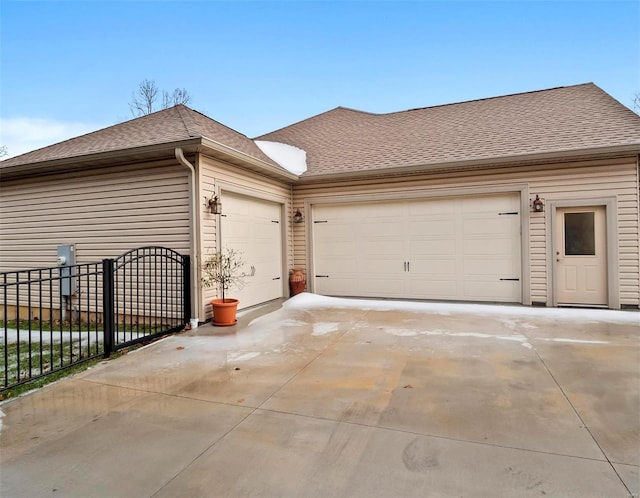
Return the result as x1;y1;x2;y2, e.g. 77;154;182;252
0;162;190;319
0;162;190;266
197;154;293;317
293;157;639;307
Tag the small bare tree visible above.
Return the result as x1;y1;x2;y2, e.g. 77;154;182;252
634;92;640;115
129;79;192;117
162;88;191;109
0;145;7;158
201;248;247;302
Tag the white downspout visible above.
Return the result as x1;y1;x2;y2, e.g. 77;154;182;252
175;147;200;322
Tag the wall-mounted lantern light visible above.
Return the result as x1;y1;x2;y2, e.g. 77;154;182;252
532;195;544;213
207;195;222;215
293;209;304;223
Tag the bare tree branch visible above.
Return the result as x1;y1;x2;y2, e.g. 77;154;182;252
162;88;191;108
634;92;640;115
129;79;192;116
0;145;8;158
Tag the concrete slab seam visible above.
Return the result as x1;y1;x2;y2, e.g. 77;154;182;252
254;406;615;465
254;322;357;410
531;347;634;497
148;322;357;497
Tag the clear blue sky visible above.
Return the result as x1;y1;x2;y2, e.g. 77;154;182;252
1;0;639;158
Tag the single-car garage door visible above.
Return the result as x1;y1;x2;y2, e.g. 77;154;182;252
221;191;284;309
312;193;521;302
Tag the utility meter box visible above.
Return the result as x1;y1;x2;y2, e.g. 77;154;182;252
57;244;76;296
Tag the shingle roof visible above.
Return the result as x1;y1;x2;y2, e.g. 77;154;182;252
3;83;639;178
257;83;640;177
1;105;281;169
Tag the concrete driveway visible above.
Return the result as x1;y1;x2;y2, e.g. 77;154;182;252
1;294;638;497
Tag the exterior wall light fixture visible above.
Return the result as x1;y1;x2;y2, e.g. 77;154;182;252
208;195;222;215
532;195;544;213
293;209;304;223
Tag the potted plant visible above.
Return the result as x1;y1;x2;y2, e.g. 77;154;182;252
201;248;247;326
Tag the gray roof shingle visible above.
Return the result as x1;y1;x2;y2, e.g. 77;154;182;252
3;83;639;178
257;83;640;176
1;105;281;169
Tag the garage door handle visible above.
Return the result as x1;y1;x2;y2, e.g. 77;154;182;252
316;275;329;278
272;277;280;280
499;278;520;281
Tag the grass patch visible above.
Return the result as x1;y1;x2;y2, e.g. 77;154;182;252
1;318;175;334
0;331;186;401
0;357;104;400
0;338;103;392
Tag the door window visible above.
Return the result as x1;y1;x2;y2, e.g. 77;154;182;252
564;212;595;255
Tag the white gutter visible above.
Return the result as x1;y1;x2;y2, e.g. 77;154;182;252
175;147;200;322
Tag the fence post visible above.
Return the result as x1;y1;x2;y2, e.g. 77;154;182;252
102;259;115;358
183;255;191;325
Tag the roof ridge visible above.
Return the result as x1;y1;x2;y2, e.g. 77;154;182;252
255;107;364;139
174;105;199;138
186;105;256;141
388;83;596;115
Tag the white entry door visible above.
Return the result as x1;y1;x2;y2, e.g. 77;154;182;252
555;206;607;306
220;192;284;309
312;193;522;303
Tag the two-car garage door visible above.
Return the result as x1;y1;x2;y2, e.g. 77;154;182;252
312;193;522;303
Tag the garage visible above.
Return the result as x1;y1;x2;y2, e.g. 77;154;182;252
312;193;522;303
220;191;284;309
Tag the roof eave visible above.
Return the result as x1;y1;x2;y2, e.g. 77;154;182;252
0;138;203;179
199;137;300;181
295;143;640;184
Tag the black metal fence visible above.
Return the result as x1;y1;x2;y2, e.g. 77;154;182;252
1;246;190;392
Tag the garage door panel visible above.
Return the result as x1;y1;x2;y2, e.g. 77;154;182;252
463;259;518;276
358;222;403;238
410;219;456;236
463;238;518;256
409;198;456;214
461;195;516;213
316;276;406;297
463;218;514;236
313;193;521;303
407;278;458;298
221;192;284;310
362;240;404;256
316;241;356;257
464;280;519;302
315;223;355;240
409;239;456;255
358;258;404;275
316;257;358;274
410;259;457;275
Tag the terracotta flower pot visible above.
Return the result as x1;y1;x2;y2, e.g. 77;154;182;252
289;269;306;296
210;298;239;326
